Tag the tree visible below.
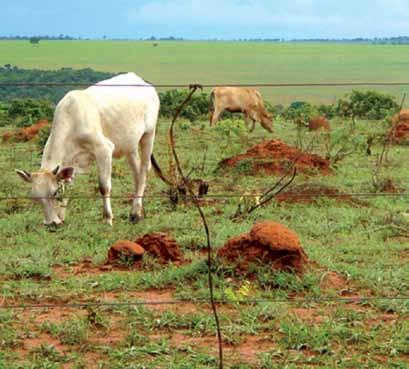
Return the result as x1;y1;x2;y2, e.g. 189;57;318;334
29;37;40;45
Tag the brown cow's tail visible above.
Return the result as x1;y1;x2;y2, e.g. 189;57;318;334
150;154;173;186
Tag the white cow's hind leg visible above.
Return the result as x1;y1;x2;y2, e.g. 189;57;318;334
95;139;114;225
128;131;155;223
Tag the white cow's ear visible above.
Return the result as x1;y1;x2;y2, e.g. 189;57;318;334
16;169;32;183
57;167;74;183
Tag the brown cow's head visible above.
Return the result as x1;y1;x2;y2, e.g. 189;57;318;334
16;166;74;226
260;111;273;133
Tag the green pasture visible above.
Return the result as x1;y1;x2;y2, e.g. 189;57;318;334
1;40;409;103
0;113;409;367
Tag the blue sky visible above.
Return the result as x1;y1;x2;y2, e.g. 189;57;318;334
1;0;409;39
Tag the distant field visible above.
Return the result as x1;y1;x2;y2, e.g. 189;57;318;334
1;40;409;104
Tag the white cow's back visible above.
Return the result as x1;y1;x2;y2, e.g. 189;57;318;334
42;73;159;170
86;72;159;134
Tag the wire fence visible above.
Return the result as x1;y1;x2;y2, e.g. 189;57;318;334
1;80;409;368
2;295;409;310
2;81;409;88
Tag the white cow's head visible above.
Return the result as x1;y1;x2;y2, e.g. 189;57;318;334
16;166;74;226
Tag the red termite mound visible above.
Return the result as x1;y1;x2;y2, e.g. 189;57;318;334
135;232;184;264
220;140;330;175
2;120;48;142
107;233;184;267
217;221;307;274
389;109;409;142
308;116;330;131
107;240;145;265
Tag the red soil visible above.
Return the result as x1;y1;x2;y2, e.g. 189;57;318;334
276;184;363;205
220;140;330;175
2;119;48;142
217;221;307;274
309;116;330;131
135;232;184;264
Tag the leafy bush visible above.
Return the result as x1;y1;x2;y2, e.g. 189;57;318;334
0;102;11;127
264;102;285;116
317;103;337;119
8;99;54;127
282;101;318;123
336;90;399;120
159;89;210;121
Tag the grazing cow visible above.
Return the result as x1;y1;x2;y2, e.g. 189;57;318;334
209;87;273;132
16;73;160;226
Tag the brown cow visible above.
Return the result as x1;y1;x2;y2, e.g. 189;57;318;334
209;87;273;132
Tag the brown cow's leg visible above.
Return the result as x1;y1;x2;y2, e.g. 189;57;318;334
249;120;256;132
210;108;222;126
243;112;251;131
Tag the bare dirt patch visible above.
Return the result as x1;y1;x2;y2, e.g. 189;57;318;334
169;332;274;364
218;221;307;274
276;183;365;205
220;139;330;175
290;307;325;324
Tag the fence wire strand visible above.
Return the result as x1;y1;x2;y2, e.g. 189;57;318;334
2;82;409;88
2;295;409;310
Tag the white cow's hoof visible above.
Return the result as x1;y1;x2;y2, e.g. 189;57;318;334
103;217;113;226
129;213;144;224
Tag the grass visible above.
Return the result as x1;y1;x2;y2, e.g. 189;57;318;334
1;109;409;367
1;40;409;103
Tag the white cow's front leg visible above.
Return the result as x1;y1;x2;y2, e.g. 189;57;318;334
95;141;114;225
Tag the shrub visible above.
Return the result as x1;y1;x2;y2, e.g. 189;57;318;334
8;98;54;127
317;104;337;119
159;89;210;121
283;101;318;124
336;90;399;120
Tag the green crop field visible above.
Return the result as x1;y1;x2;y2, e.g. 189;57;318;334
1;112;409;368
1;40;409;103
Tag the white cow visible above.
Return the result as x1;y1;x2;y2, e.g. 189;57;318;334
16;73;159;226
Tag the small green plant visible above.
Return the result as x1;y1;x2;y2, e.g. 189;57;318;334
213;118;246;137
58;318;89;346
325;126;367;162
